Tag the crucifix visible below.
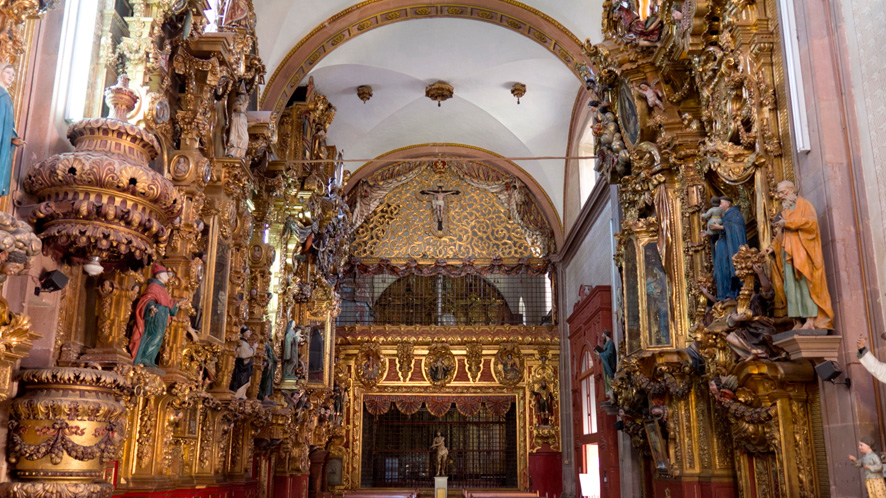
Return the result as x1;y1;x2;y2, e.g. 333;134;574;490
419;184;460;232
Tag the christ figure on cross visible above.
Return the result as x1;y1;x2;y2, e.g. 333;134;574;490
419;184;460;232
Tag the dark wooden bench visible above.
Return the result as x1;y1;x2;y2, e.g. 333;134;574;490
342;490;419;498
462;491;539;498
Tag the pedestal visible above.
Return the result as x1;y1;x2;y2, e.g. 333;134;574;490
434;476;448;498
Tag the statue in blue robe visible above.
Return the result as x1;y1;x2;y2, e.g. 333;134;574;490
710;197;747;300
0;62;25;197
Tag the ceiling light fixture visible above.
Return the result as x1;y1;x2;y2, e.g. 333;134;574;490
425;81;453;107
511;82;526;104
357;85;373;103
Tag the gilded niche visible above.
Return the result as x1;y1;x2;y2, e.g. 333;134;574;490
349;160;554;260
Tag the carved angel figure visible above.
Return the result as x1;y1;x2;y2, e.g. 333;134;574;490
0;211;41;282
637;79;665;112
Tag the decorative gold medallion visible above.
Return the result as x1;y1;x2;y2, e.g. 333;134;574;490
422;343;456;387
355;342;386;387
492;343;524;386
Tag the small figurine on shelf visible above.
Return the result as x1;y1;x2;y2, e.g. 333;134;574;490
849;437;886;497
229;326;255;398
258;340;277;402
700;196;724;237
430;431;449;476
0;62;26;198
131;264;180;367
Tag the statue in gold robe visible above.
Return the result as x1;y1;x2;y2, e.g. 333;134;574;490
765;181;834;330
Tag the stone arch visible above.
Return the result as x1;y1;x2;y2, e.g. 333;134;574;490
344;143;564;248
260;0;592;114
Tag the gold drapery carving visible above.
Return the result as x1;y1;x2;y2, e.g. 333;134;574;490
350;161;554;259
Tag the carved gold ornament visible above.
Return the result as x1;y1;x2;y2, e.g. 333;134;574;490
422;343;456;387
6;368;128;496
396;342;414;382
465;342;483;382
25;118;181;268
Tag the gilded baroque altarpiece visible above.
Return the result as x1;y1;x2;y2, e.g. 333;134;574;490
585;0;830;496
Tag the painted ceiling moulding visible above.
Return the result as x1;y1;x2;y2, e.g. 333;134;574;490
345;143;565;248
260;0;595;114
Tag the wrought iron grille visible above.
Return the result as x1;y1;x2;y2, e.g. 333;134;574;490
360;404;518;488
337;274;552;326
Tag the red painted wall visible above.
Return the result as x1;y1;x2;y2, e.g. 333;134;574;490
529;447;563;497
566;285;620;498
117;482;258;498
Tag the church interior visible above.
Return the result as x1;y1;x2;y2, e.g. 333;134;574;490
0;0;883;497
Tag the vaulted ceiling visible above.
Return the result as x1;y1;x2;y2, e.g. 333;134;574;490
256;1;604;233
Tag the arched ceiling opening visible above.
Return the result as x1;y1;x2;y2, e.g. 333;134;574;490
256;1;604;235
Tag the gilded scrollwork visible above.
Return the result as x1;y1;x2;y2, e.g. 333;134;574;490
395;342;413;382
465;342;483;382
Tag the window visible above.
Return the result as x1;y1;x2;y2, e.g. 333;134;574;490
578;119;598;207
58;0;100;122
580;351;597;435
777;0;811;152
204;0;221;32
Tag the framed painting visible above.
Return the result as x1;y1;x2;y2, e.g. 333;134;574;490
306;310;334;389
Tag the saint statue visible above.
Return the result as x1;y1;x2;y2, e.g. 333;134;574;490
430;431;449;476
709;196;747;301
131;264;180;367
258;340;277;401
534;381;554;426
229;326;255;398
0;62;25;197
595;329;617;399
282;320;303;379
765;181;834;329
225;92;249;158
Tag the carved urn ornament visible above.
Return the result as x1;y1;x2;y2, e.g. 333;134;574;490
25;77;181;270
4;367;128;498
425;81;453;107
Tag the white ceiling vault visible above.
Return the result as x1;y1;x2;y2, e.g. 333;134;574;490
254;1;604;228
